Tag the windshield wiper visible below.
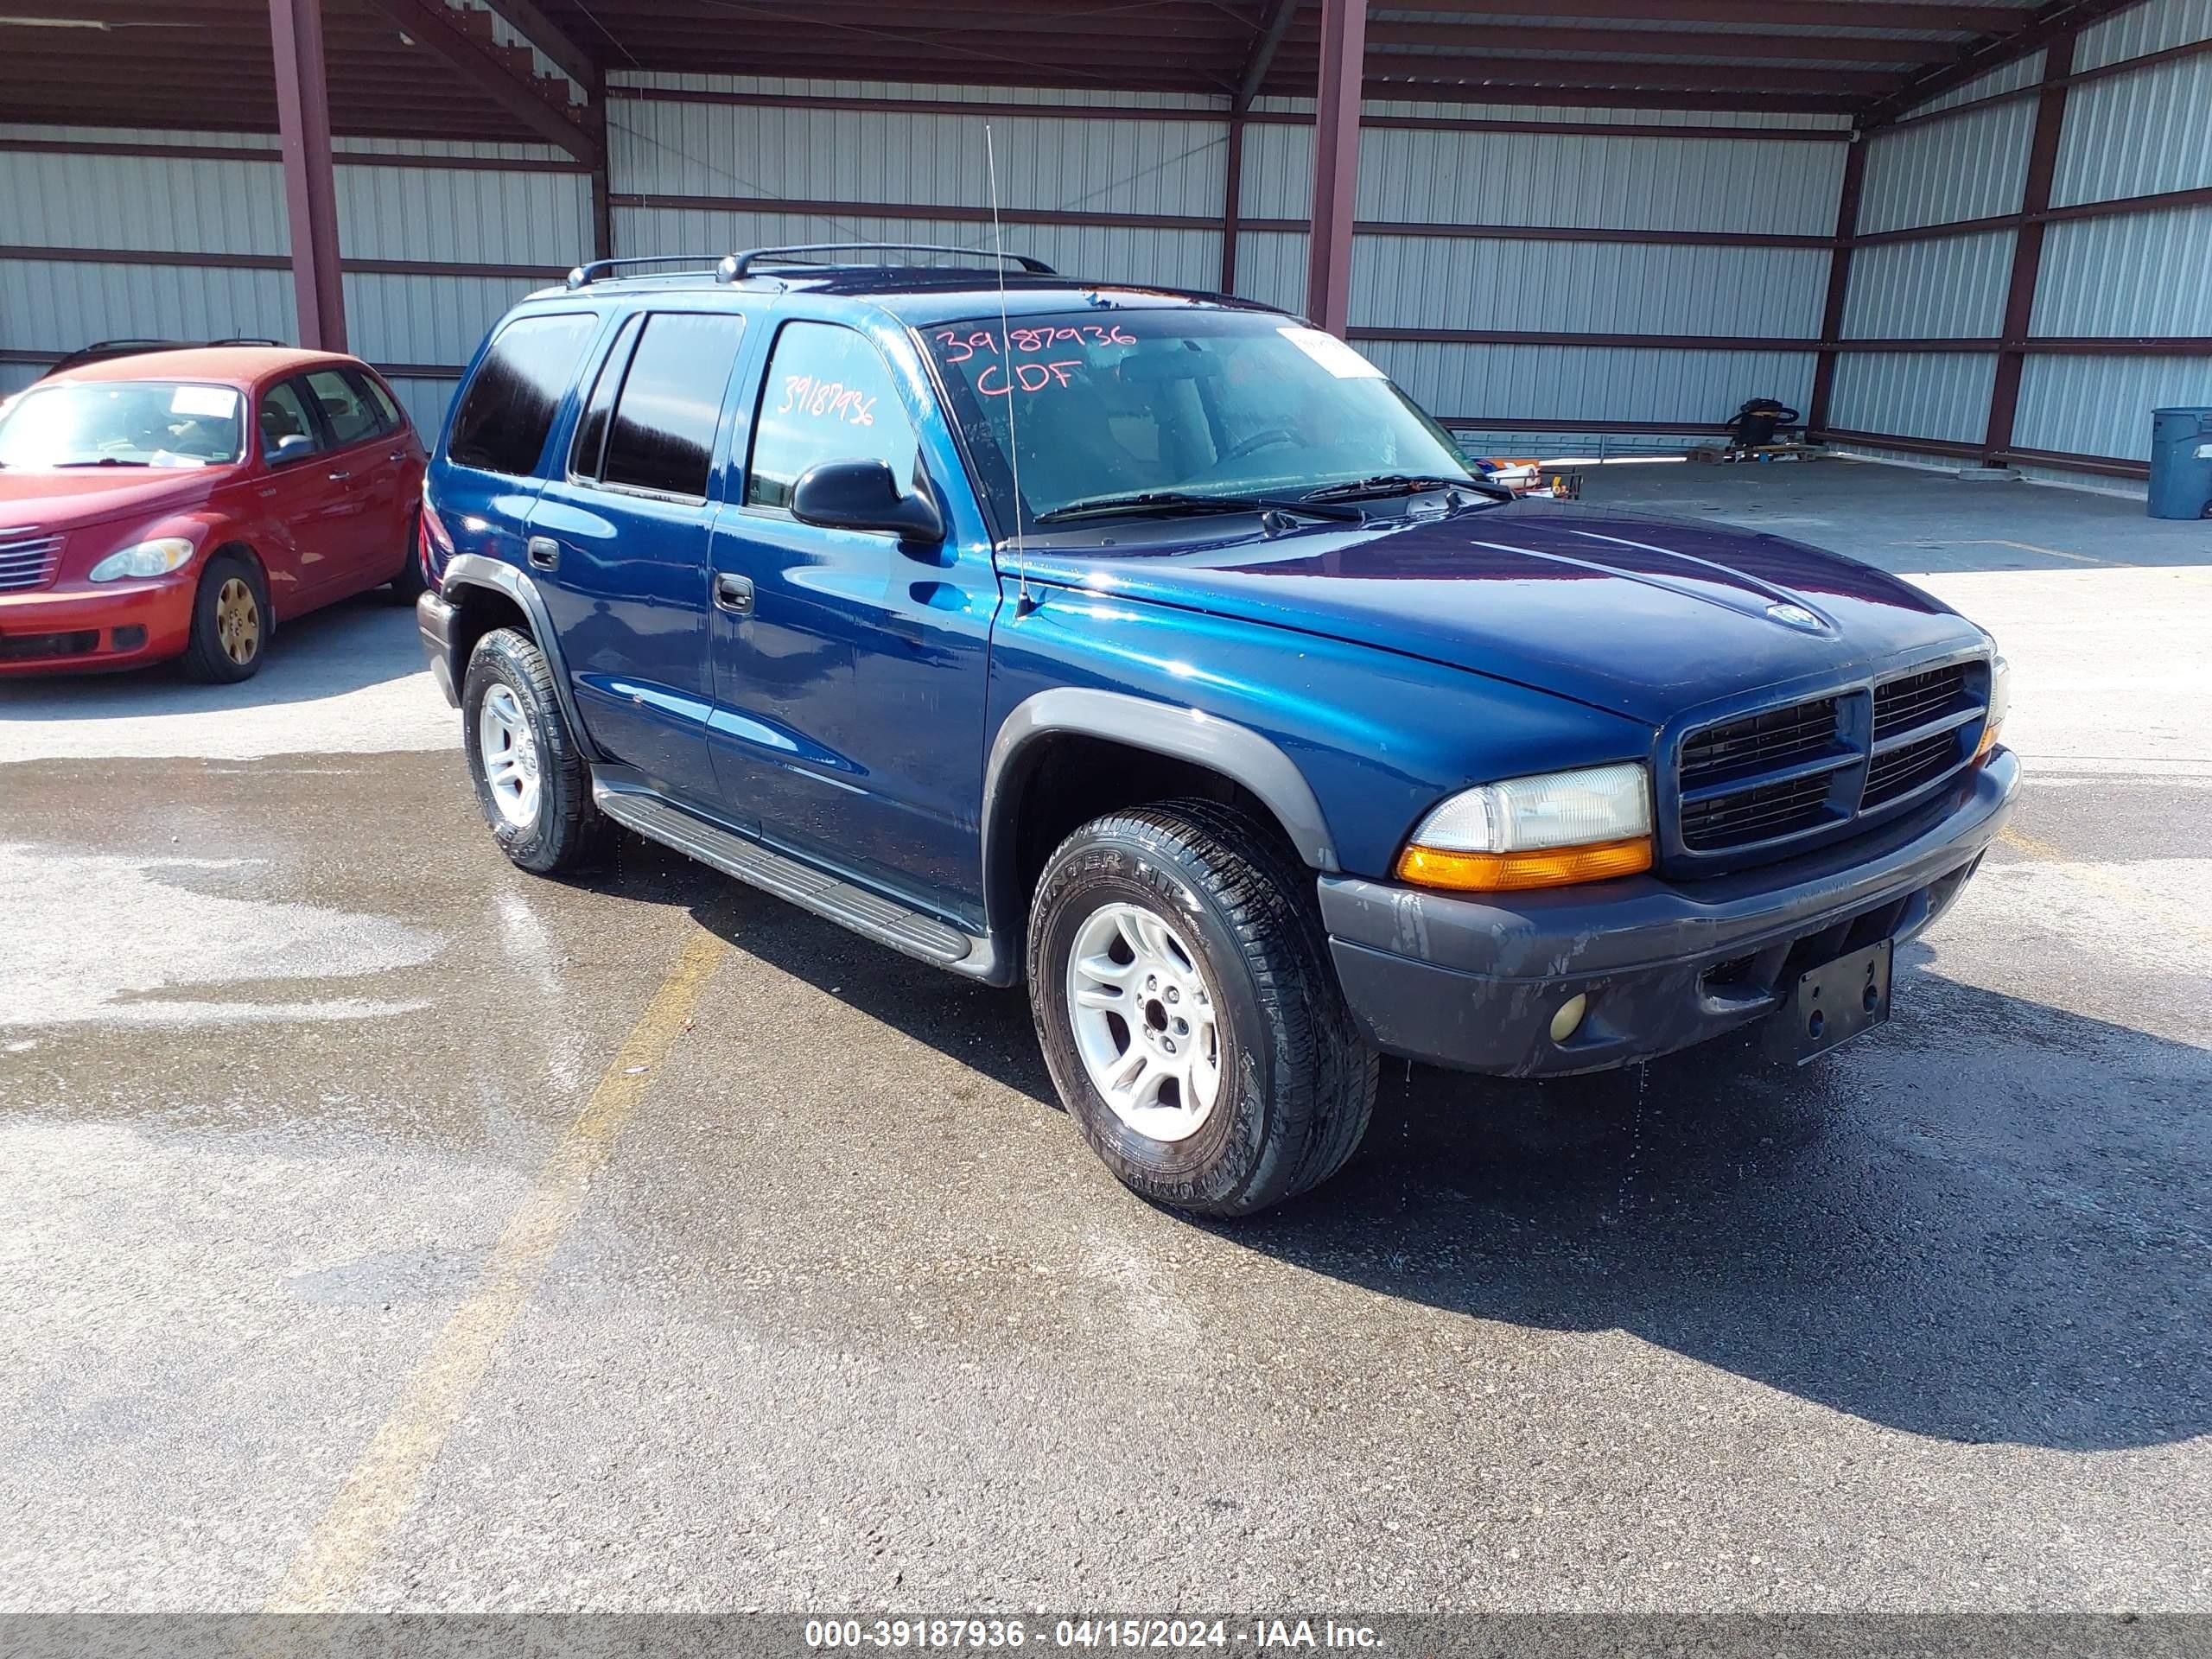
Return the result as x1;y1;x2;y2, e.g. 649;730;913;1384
54;457;151;468
1303;473;1514;505
1034;490;1362;524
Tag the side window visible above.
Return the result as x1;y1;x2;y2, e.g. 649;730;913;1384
746;321;918;512
258;378;322;464
304;368;380;448
345;368;406;436
598;312;748;499
568;314;645;481
446;311;597;477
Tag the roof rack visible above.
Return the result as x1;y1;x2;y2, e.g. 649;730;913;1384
716;242;1057;283
563;254;728;290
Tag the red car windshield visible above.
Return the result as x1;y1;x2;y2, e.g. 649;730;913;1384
0;380;245;469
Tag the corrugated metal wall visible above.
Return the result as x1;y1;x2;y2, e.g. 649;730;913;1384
2020;1;2212;461
0;123;589;436
1832;0;2212;473
1229;110;1844;452
589;73;1853;458
10;8;2210;479
607;73;1228;295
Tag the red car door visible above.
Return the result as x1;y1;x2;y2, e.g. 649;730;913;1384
246;374;353;613
300;365;417;593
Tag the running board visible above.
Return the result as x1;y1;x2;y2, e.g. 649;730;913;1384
592;774;980;969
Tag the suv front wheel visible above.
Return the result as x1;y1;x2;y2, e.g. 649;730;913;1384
1027;800;1378;1217
461;626;610;874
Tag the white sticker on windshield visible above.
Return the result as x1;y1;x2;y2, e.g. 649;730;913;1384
170;385;239;419
1277;326;1384;378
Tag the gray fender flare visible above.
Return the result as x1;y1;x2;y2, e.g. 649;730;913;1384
982;688;1339;958
438;552;602;761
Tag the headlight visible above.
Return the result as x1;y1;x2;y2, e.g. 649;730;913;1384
1397;761;1654;893
87;537;196;582
1975;654;2011;760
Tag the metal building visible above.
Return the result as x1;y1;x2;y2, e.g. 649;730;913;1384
4;0;2207;488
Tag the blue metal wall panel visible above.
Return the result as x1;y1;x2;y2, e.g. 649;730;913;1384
2015;353;2212;459
1841;229;2016;340
1829;352;1998;443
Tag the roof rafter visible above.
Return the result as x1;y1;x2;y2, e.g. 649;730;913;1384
357;0;599;159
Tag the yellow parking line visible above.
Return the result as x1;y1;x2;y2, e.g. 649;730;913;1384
1897;537;2110;565
256;927;728;1618
1999;827;2212;950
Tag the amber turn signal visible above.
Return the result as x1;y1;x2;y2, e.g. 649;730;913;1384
1396;835;1655;893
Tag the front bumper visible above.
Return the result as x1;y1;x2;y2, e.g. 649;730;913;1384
0;579;195;674
1320;747;2019;1078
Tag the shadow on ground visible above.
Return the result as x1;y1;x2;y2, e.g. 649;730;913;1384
0;590;420;720
583;836;2212;1455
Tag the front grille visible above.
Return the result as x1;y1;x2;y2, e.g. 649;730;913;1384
1680;696;1842;791
1863;730;1963;808
0;531;65;594
1671;656;1989;868
0;629;99;661
1681;771;1836;850
1872;664;1971;741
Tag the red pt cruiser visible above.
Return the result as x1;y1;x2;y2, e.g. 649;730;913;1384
0;346;428;681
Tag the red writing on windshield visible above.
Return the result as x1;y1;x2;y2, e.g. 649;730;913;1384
976;360;1084;396
933;323;1136;365
776;374;877;427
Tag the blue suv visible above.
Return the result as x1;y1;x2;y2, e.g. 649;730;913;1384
416;245;2018;1217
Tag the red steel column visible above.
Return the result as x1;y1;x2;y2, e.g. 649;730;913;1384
268;0;346;352
1807;132;1868;437
1983;30;2075;463
1220;106;1246;294
1304;0;1368;336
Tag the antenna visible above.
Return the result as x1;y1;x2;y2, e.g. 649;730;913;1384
986;124;1033;613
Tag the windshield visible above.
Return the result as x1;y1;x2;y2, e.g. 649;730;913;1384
919;307;1478;532
0;380;245;469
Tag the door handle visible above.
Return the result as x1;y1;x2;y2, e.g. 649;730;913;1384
327;469;352;482
387;451;406;462
526;536;561;570
714;573;754;614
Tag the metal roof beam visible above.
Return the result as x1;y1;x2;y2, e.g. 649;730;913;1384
1364;22;1957;64
474;0;597;91
1377;0;2024;29
1236;0;1302;108
1862;0;2145;126
357;0;598;160
1344;57;1907;95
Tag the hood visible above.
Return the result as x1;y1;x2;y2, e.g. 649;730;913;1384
1021;503;1980;727
0;467;228;533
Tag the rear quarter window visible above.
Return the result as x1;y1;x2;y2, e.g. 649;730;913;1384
446;311;598;477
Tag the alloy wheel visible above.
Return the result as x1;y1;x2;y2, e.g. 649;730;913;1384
1064;900;1223;1143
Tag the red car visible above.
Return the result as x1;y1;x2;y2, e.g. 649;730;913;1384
0;346;428;681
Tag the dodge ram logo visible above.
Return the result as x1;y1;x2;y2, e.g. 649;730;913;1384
1765;601;1826;632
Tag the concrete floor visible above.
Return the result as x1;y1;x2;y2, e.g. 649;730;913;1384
1;460;2208;1616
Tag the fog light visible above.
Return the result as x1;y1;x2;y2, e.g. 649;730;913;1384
111;625;147;652
1548;993;1589;1045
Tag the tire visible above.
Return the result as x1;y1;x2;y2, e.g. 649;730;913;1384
1027;799;1378;1218
461;626;611;874
178;550;270;683
385;512;428;604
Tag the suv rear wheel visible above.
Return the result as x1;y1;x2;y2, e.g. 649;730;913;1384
1027;800;1377;1217
461;626;610;874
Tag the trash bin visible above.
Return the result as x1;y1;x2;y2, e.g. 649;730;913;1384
2148;406;2212;519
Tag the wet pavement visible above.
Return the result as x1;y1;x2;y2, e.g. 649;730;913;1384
1;464;2208;1613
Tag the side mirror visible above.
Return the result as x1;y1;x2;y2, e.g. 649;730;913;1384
791;459;944;544
266;432;315;466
